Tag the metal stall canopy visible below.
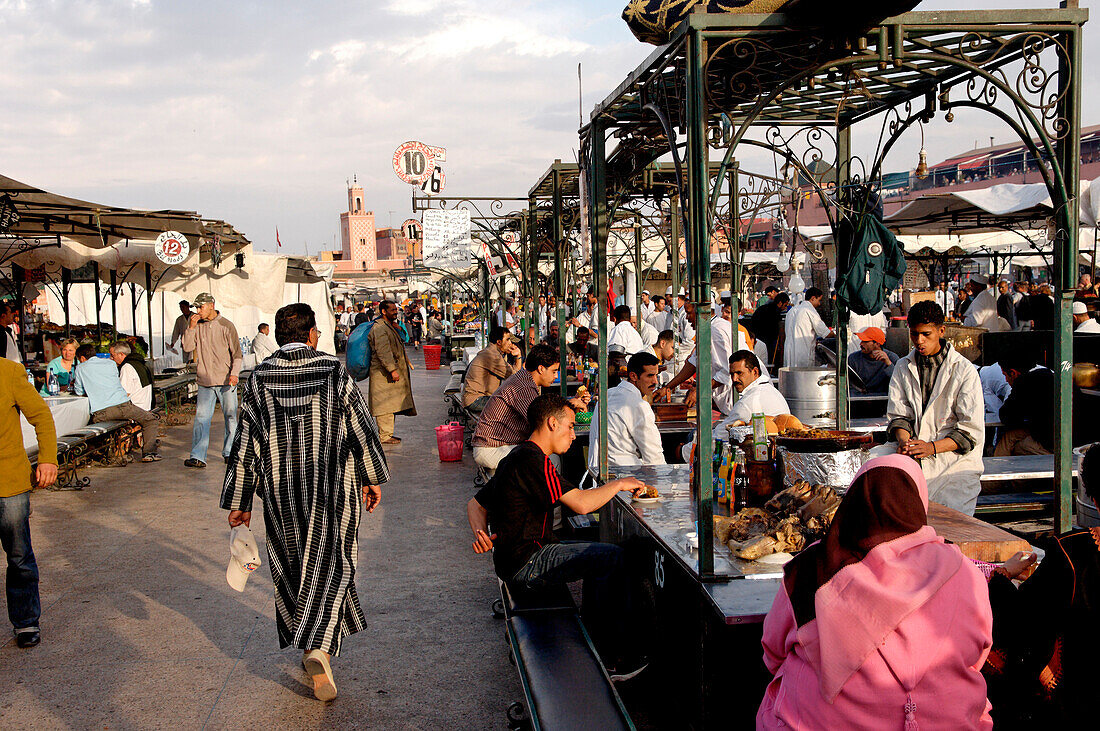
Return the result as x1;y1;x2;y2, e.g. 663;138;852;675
583;7;1086;569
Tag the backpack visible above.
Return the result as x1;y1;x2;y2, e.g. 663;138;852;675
346;320;375;381
835;188;906;316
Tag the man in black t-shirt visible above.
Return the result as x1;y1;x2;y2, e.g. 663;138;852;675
467;393;649;678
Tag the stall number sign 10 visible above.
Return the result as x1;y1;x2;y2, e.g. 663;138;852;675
155;231;190;265
393;141;435;185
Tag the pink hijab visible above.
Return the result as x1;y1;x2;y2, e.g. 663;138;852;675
783;454;963;701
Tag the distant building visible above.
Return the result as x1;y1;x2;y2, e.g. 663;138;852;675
322;179;421;277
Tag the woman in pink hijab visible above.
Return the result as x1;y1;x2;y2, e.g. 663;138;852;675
757;454;994;730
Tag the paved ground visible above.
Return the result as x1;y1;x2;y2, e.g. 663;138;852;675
0;361;520;729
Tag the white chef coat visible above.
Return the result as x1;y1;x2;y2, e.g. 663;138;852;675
640;301;655;321
251;331;278;361
646;309;675;334
963;288;1009;332
688;316;735;414
1076;318;1100;333
721;372;791;428
935;289;955;316
119;363;153;411
638;319;659;347
978;364;1012;425
882;345;985;515
2;328;20;364
847;310;888;355
783;300;831;368
588;380;666;470
607;320;647;356
537;305;550;336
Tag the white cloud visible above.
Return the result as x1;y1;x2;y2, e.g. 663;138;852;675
384;0;447;16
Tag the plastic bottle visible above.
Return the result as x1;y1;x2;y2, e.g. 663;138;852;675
48;372;59;396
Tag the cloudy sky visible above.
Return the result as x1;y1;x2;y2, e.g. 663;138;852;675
1;0;1095;255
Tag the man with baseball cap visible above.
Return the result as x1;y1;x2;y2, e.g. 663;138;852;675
848;326;899;395
1073;300;1100;333
182;292;242;468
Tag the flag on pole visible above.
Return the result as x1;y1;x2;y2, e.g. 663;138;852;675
607;278;615;313
276;227;282;249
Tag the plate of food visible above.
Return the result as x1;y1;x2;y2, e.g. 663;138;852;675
632;485;661;503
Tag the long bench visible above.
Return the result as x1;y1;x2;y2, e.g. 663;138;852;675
28;419;144;491
496;580;634;731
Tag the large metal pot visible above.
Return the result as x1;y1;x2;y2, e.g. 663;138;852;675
778;367;837;427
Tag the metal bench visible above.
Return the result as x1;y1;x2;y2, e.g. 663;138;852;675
495;580;634;731
155;373;197;425
28;419;141;491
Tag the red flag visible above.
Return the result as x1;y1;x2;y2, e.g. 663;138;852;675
276;227;282;249
607;279;615;313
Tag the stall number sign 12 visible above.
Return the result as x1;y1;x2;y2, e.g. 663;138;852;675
155;231;190;265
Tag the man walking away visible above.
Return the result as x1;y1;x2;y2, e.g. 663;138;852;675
183;292;242;468
222;303;389;702
0;356;58;648
109;340;153;411
168;300;193;363
368;300;416;445
73;344;161;462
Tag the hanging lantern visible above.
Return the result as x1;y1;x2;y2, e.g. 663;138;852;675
916;148;930;180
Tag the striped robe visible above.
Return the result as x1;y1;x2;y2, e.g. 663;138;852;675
221;346;389;655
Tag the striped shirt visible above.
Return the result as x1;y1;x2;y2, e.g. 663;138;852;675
472;368;540;448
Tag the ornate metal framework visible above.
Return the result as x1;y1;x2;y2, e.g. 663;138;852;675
583;8;1086;574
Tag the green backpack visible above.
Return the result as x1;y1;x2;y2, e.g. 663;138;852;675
835;194;906;316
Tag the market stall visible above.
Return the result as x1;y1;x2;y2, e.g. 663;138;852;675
577;7;1085;728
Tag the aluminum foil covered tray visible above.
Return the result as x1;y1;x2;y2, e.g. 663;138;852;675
779;447;871;493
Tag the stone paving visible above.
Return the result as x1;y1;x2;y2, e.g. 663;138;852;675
0;362;519;729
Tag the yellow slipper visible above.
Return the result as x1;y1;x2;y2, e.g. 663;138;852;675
303;650;337;701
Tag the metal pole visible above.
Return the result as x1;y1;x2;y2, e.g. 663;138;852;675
835;125;853;431
634;222;643;321
686;26;715;577
591;119;611;483
553;167;569;397
145;264;154;358
62;267;71;339
110;269;118;336
1053;11;1081;534
12;265;25;363
670;197;681;302
93;262;102;341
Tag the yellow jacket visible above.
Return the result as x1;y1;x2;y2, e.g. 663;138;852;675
0;359;57;497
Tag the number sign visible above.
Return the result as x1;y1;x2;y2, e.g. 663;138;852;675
419;165;446;196
392;141;436;185
155;231;190;265
401;218;423;241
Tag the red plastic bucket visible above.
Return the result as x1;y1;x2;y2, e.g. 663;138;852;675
435;422;464;462
423;344;442;370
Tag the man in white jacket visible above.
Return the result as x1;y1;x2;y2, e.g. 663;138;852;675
886;300;985;515
251;323;278;362
606;305;647;357
588;351;665;470
783;287;832;368
962;274;1009;332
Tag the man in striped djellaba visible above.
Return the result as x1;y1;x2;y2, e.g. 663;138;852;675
221;302;389;702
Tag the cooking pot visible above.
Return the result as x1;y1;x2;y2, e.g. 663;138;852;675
778;367;836;427
1073;363;1100;389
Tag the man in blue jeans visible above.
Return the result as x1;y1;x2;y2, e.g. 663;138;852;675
0;356;58;648
182;293;242;468
466;393;650;680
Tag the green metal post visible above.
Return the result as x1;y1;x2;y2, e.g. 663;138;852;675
93;262;102;341
670;197;681;301
553;167;569;397
145;264;154;358
730;163;741;412
835;125;852;431
634;222;643;321
591;120;610;482
686;26;715;577
110;268;118;335
1054;14;1081;534
62;267;71;339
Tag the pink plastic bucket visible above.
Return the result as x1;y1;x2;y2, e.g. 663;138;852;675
435;422;464;462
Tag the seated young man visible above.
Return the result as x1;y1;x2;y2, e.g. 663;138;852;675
588;351;665;470
885;300;985;515
471;344;589;476
467;393;649;678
